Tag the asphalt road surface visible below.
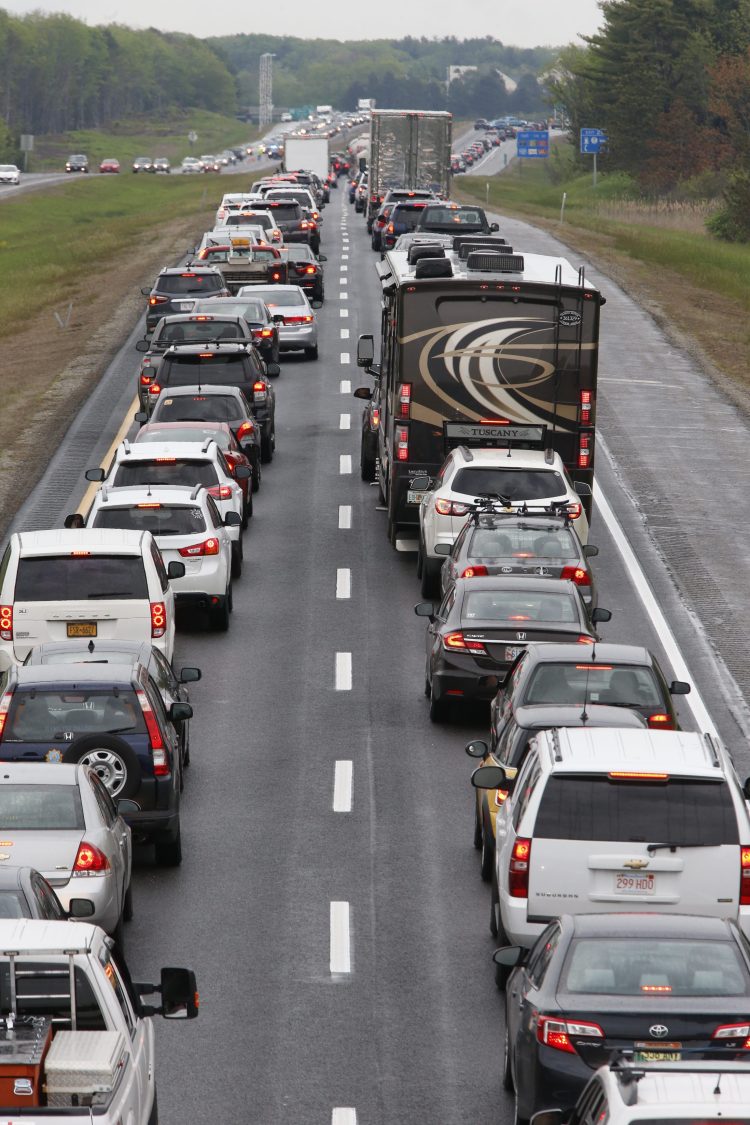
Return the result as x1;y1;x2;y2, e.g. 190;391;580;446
6;183;750;1124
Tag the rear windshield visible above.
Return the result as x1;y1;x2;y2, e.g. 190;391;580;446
253;204;300;221
525;662;663;708
92;505;206;535
139;424;231;447
533;776;739;844
226;213;272;227
15;557;149;601
253;289;305;307
5;689;146;743
392;206;427;230
562;938;749;997
112;460;219;488
421;206;486;228
155;322;243;346
194;300;265;323
152;395;241;423
267;191;311;208
0;784;84;829
155;274;222;295
162;354;253;386
463;589;578;623
468;526;579;560
452;468;566;500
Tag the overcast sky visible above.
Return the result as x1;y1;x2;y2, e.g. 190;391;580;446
0;0;604;47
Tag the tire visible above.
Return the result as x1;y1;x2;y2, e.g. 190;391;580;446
148;1089;159;1125
62;735;141;799
241;495;249;529
360;435;376;482
231;539;243;579
210;593;230;632
123;879;134;922
473;802;483;850
429;684;449;724
480;807;495;882
304;344;319;360
420;555;441;599
252;456;262;493
490;869;500;938
416;550;423;579
260;429;274;463
113;912;125;952
154;820;182;867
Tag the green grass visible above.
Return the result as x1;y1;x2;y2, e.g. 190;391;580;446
31;109;262;171
458;143;750;310
0;170;256;334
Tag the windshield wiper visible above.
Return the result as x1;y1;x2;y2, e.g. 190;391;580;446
647;841;715;853
87;591;134;599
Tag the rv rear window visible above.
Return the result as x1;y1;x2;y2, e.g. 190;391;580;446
15;556;149;602
451;468;566;501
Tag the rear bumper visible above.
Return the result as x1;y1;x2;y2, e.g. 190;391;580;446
175;591;227;611
432;661;501;703
123;803;179;843
55;875;121;935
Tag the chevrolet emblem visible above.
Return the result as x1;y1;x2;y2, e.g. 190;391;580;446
624;858;649;870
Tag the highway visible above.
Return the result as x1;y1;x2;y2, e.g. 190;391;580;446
6;183;750;1124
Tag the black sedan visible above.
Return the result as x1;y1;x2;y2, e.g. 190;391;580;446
499;913;750;1125
439;511;599;607
0;867;70;920
415;577;610;723
282;244;326;302
192;297;281;365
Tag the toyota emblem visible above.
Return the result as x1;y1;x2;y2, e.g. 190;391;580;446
649;1024;669;1038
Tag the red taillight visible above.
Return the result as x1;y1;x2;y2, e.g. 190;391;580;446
271;271;281;281
0;605;12;642
536;1015;603;1054
0;689;13;742
434;497;471;517
713;1021;750;1041
140;373;153;386
283;315;314;324
395;424;409;462
647;713;674;729
442;631;487;655
150;601;166;639
577;635;595;644
508;837;531;898
207;485;233;500
462;565;488;578
741;848;750;907
567;502;582;519
578;432;592;469
387;222;394;233
371;407;380;429
236;421;255;440
148;384;161;396
178;538;220;557
136;689;168;775
304;266;316;275
149;296;168;306
580;389;592;424
397;382;412;419
73;841;110;875
560;565;591;586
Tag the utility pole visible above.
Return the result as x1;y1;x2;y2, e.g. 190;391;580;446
259;53;275;128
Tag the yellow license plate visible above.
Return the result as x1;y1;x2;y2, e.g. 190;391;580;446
634;1042;682;1063
67;622;97;638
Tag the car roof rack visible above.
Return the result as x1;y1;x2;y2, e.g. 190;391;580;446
468;497;573;521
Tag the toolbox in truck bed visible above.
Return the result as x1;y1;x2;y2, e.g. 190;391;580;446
45;1032;125;1107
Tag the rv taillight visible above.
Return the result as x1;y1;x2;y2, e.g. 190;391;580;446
580;390;592;424
509;837;531;898
150;601;167;639
395;424;409;462
0;605;12;642
578;433;592;469
398;383;412;419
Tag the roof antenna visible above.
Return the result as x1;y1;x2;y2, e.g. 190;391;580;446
713;1074;722;1096
581;661;591;724
147;482;152;497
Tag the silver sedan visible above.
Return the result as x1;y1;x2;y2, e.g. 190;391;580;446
237;283;320;360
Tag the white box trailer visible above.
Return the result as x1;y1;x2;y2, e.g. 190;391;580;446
283;136;329;181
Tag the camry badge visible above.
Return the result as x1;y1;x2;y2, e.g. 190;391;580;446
649;1024;669;1038
624;858;649;869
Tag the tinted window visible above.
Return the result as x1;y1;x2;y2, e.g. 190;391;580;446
0;892;30;918
468;526;579;560
92;506;206;535
15;556;148;601
525;663;662;707
534;776;739;844
462;589;578;623
562;938;749;996
452;468;566;501
252;289;305;307
162;354;254;387
392;206;427;230
256;204;300;221
0;784;85;829
421;206;486;228
139;424;231;447
152;396;241;423
5;690;146;742
155;322;243;346
156;274;222;295
112;460;218;488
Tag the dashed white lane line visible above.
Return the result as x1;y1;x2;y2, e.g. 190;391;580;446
339;413;351;430
340;352;350;364
330;901;351;973
335;651;352;690
340;328;350;339
336;567;351;598
339;454;352;474
338;504;352;529
333;760;353;811
342;253;349;260
340;379;351;393
332;1111;357;1125
340;265;348;272
340;308;349;318
340;292;349;301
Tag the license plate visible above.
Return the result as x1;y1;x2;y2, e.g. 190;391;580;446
504;646;524;661
407;490;427;505
634;1043;681;1062
175;301;192;311
615;872;655;894
67;622;97;638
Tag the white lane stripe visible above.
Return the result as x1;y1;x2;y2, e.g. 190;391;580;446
335;652;352;690
339;454;352;474
332;1111;357;1125
340;292;348;300
333;761;353;811
595;453;716;735
342;253;349;260
340;328;350;339
339;413;351;430
336;567;351;597
330;901;351;972
340;378;351;393
338;504;352;529
340;309;349;318
340;265;348;272
340;352;350;364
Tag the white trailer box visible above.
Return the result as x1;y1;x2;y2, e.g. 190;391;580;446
283;136;329;181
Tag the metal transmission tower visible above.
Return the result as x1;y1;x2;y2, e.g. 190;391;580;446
259;53;275;127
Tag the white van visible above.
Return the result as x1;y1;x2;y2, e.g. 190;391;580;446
473;726;750;947
0;528;182;670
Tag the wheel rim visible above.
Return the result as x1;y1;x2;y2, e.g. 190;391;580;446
78;748;128;796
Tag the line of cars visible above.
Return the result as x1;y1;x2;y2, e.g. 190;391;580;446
62;144;255;176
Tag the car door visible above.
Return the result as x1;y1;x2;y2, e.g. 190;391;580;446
509;922;562;1097
89;772;129;911
428;588;455;673
100;948;149;1121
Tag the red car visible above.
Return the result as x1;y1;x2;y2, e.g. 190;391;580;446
99;158;120;173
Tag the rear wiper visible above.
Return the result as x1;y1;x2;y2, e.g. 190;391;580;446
647;841;715;853
87;591;134;599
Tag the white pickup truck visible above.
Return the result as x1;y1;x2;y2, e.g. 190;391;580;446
0;919;197;1124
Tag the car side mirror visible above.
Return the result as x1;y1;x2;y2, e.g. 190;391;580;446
135;339;150;353
409;474;431;491
160;967;199;1020
140;286;152;296
353;386;372;400
573;481;592;497
744;777;750;801
591;607;611;624
310;299;323;309
116;799;141;815
669;680;691;695
233;465;251;480
178;667;201;684
266;362;280;377
434;543;451;556
64;513;85;529
357;333;375;368
471;764;510;790
465;739;488;759
224;511;241;526
318;254;328;262
490;222;499;232
134;411;148;424
68;898;96;918
85;468;105;482
414;601;436;621
583;544;598;557
167;561;185;580
169;702;193;723
492;946;524;968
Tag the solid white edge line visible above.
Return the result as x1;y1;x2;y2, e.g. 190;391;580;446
339;379;351;393
332;1110;357;1125
333;760;353;812
330;901;351;973
335;651;352;691
338;504;352;529
339;413;351;430
594;463;716;735
339;454;352;474
336;567;351;598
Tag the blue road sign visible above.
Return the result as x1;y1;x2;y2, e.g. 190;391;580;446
517;130;549;159
580;128;607;154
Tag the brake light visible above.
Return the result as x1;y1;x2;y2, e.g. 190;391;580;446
577;635;595;644
0;605;12;642
252;381;268;402
371;407;380;429
137;503;161;509
304;266;316;275
578;433;592;469
148;384;161;396
536;1016;603;1054
284;315;314;324
434;498;471;517
271;271;281;282
236;421;255;440
647;713;674;729
395;424;409;462
398;383;412;419
0;688;13;741
178;538;220;557
140;373;153;386
608;771;669;780
567;502;582;519
462;566;488;578
72;841;110;875
136;688;168;775
207;485;233;500
508;837;531;898
560;566;591;586
387;222;394;234
714;1022;750;1041
149;296;168;306
580;389;592;424
150;601;166;639
495;788;509;805
442;631;488;655
742;848;750;907
154;457;175;463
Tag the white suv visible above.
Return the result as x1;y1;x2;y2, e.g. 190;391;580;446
84;485;239;631
473;726;750;948
0;528;181;670
417;446;591;596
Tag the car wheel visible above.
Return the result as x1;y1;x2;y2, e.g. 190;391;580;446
183;730;191;767
260;430;274;463
123;879;134;922
252;456;262;492
273;345;280;364
231;539;243;579
480;807;495;882
241;496;249;529
473;801;483;850
420;555;441;599
360;436;376;481
503;1024;515;1091
429;685;449;724
113;911;125;952
305;344;319;360
490;869;500;938
424;675;431;699
416;549;423;579
210;593;230;632
154;820;182;867
245;489;254;520
62;735;141;799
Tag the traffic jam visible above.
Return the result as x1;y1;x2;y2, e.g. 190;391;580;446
0;105;748;1125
